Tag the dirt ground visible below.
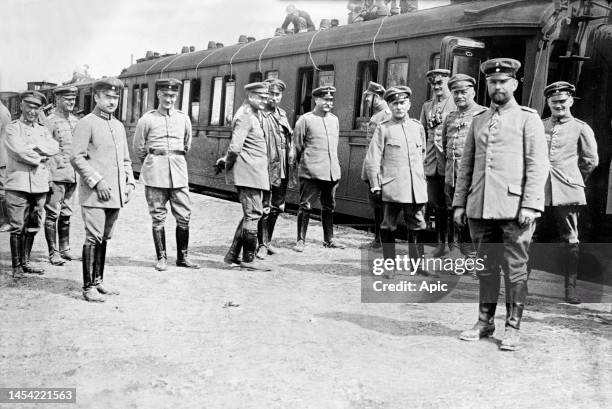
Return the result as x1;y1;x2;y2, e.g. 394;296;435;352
1;182;611;409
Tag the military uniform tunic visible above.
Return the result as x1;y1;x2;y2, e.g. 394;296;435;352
44;111;78;183
420;96;456;177
261;106;292;187
294;111;341;182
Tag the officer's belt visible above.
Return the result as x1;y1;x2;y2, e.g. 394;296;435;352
148;148;185;156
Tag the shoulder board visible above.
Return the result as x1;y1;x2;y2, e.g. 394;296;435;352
473;108;487;116
379;118;392;125
277;107;287;117
410;118;421;125
520;106;538;114
175;109;185;114
145;109;156;115
574;118;586;125
329;113;338;119
9;119;18;124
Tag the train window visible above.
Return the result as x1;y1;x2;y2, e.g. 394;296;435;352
120;87;128;122
439;36;486;104
296;67;314;116
354;60;379;130
249;72;263;83
266;70;279;80
141;85;149;117
83;88;93;116
190;79;201;123
181;80;191;112
317;65;335;87
131;85;140;122
431;53;440;70
209;76;223;125
385;58;409;88
223;75;236;126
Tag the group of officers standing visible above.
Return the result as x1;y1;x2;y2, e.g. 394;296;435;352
0;55;599;351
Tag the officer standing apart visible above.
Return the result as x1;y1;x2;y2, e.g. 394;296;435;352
293;86;345;252
71;78;135;302
441;74;486;258
217;82;272;271
43;86;79;266
133;78;200;271
0;98;12;231
256;78;294;259
5;91;59;278
360;81;390;249
364;86;428;278
420;69;455;257
453;59;548;351
534;81;598;304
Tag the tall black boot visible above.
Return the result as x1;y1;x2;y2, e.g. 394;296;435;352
240;229;272;271
408;230;429;276
266;212;280;255
0;196;10;232
293;210;309;252
45;218;64;265
175;226;200;269
82;243;104;302
224;220;243;265
152;227;167;271
432;207;449;257
447;211;457;251
22;232;44;275
256;214;270;259
460;276;499;341
58;215;76;260
322;209;344;249
369;200;383;248
500;280;527;351
564;243;581;304
380;229;396;279
10;233;24;279
95;240;118;295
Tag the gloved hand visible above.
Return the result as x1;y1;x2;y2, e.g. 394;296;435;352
214;157;226;175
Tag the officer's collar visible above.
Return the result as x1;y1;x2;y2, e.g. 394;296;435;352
490;97;518;114
19;117;37;127
156;107;176;117
93;106;112;120
390;114;411;124
551;114;573;124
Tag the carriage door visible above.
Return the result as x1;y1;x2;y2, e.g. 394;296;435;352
440;36;487;106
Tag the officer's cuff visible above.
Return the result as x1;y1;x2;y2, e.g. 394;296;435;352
86;173;103;189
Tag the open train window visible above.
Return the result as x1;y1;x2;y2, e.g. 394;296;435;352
190;79;201;124
440;36;486;104
318;66;335;87
223;75;236;126
180;80;191;113
209;76;223;126
266;70;279;80
120;87;128;122
131;85;140;122
249;72;263;83
82;88;93;116
354;60;379;130
385;57;409;88
295;65;335;119
140;85;149;117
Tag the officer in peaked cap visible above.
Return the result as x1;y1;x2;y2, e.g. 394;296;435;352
254;77;294;260
71;76;135;302
529;81;598;304
361;81;391;249
133;77;200;272
5;90;59;279
440;74;486;260
453;58;548;350
420;68;455;258
365;85;429;277
217;82;272;271
43;85;80;266
292;84;345;252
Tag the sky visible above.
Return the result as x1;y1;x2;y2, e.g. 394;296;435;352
0;0;449;91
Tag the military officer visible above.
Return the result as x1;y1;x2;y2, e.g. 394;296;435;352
441;74;486;258
71;78;135;302
364;85;428;278
420;68;456;257
293;85;345;252
256;78;294;260
453;58;548;351
43;85;79;266
360;81;391;249
0;98;11;231
533;81;598;304
5;91;59;278
217;82;272;271
133;78;199;271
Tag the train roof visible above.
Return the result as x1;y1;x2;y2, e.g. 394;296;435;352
119;0;551;79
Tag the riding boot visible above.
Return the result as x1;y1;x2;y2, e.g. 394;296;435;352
380;229;396;279
58;215;76;260
224;220;243;265
370;200;383;248
240;229;272;271
408;230;429;276
175;226;200;269
500;280;527;351
45;218;64;265
95;240;118;295
152;227;167;271
564;243;581;304
293;210;309;252
447;211;457;251
10;233;25;279
322;209;344;249
22;232;44;275
82;243;104;302
432;207;449;257
266;212;279;254
256;214;270;259
460;276;499;341
0;196;10;232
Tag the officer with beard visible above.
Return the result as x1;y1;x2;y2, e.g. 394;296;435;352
453;58;548;351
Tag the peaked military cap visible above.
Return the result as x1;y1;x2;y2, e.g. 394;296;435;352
448;74;476;91
426;69;451;81
312;85;336;98
480;58;521;79
20;90;46;107
94;77;124;95
54;85;78;97
265;78;287;92
156;78;181;92
544;81;575;98
244;82;269;94
383;85;412;103
363;81;385;97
